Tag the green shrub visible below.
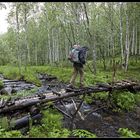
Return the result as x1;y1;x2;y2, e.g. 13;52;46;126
72;129;97;138
0;126;23;138
118;128;140;138
84;95;93;104
112;91;136;111
92;92;109;101
134;93;140;106
29;109;70;138
28;126;47;138
0;80;4;89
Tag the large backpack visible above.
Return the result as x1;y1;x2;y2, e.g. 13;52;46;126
69;46;88;64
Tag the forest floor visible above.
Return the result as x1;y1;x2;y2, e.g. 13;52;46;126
0;73;140;138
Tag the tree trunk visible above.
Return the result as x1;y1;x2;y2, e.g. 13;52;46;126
139;35;140;55
69;22;76;44
35;42;38;66
124;8;130;72
135;24;137;55
107;37;110;57
82;2;96;75
92;35;96;74
119;3;124;66
16;4;21;75
109;3;115;65
135;24;138;63
48;30;52;64
131;23;135;55
12;113;42;130
24;6;29;71
52;28;55;63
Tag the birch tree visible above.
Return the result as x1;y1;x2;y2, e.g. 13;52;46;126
124;4;130;72
15;3;21;75
119;2;124;67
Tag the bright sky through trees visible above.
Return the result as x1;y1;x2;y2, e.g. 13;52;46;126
0;3;10;34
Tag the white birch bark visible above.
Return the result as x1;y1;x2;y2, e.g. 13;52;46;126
131;23;135;55
124;8;129;72
16;4;21;75
135;24;137;55
119;3;124;65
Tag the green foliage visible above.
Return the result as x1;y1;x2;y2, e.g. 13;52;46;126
0;126;23;138
0;117;9;130
23;68;41;86
0;64;139;89
41;109;63;130
31;66;72;83
28;126;47;138
93;92;109;101
134;93;140;106
84;95;93;104
29;109;70;138
0;66;21;80
0;95;11;101
0;66;71;85
0;66;41;86
112;91;136;111
83;92;109;104
0;80;4;89
0;33;16;65
47;128;70;138
72;129;97;138
118;128;140;138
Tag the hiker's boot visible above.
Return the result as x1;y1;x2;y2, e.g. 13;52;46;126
66;83;74;88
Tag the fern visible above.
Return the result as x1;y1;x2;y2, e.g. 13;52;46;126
118;128;140;138
0;126;23;138
72;129;97;138
29;109;70;138
112;91;136;111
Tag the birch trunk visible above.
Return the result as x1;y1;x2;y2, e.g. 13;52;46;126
135;24;137;55
135;24;138;63
93;35;96;74
33;11;38;66
82;2;96;75
139;36;140;55
124;9;129;72
107;37;110;57
48;30;52;64
110;3;115;63
16;4;21;75
52;28;55;63
119;3;124;66
56;28;59;62
35;42;38;66
24;6;30;71
131;23;135;55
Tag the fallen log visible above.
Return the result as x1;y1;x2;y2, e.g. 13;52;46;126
0;81;139;114
10;113;42;130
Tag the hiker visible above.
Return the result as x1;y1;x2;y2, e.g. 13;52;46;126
67;44;88;88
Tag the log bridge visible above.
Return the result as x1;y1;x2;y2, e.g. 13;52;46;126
0;79;140;114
